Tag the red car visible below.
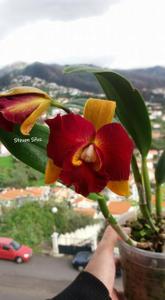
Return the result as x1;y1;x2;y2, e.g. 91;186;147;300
0;237;32;263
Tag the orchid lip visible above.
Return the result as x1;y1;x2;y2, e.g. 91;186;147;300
80;144;97;163
72;143;97;167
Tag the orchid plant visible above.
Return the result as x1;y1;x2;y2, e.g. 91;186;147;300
0;67;164;252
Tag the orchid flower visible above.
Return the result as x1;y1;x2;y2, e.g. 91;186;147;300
45;99;134;197
0;86;51;135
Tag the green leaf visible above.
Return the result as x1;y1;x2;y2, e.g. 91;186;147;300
155;150;165;185
139;229;147;237
0;124;49;173
65;65;152;157
64;65;109;74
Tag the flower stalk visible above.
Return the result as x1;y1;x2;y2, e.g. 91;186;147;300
141;156;152;213
97;194;156;250
156;184;163;219
97;194;137;247
131;155;158;233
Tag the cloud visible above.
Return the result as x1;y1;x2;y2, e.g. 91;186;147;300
0;0;121;36
0;0;165;69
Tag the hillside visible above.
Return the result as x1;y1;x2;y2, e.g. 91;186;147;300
0;62;165;96
119;66;165;90
0;62;101;93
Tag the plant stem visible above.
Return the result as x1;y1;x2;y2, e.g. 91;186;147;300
131;154;145;215
156;184;163;219
51;100;71;113
97;195;137;247
141;156;152;213
132;155;157;233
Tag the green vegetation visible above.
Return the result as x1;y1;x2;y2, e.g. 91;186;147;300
0;156;13;168
0;156;44;188
0;201;54;251
53;200;96;234
0;200;96;251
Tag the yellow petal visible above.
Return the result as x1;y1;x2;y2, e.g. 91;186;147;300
0;86;51;100
107;180;130;196
45;159;61;184
20;100;51;135
83;98;116;130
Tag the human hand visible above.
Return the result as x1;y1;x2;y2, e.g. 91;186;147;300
85;226;121;300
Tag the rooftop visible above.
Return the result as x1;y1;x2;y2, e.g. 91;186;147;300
0;187;47;201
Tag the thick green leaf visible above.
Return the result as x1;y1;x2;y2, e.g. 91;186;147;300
155;151;165;185
0;124;49;173
65;66;152;157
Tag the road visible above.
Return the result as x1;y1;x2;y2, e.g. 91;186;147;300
0;254;78;300
0;254;123;300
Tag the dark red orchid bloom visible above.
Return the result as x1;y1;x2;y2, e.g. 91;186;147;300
0;86;51;135
45;98;134;197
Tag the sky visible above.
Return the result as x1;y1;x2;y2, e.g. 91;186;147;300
0;0;164;69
